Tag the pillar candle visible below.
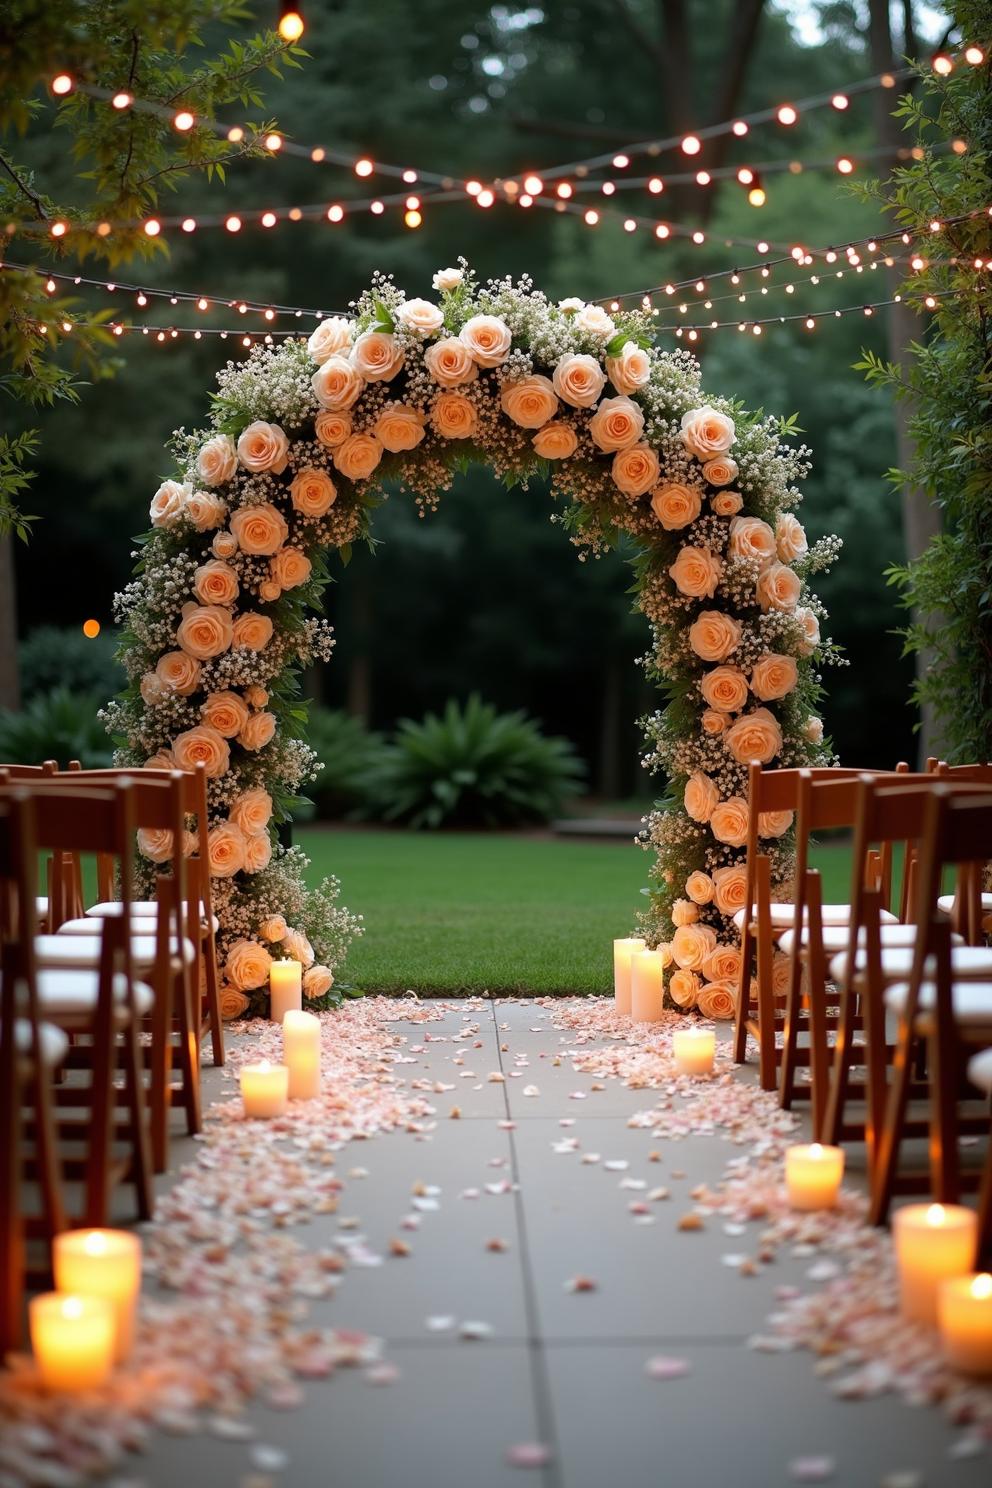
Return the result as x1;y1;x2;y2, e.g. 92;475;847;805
672;1025;716;1077
239;1059;289;1118
283;1009;321;1100
893;1203;977;1325
53;1229;141;1362
29;1294;115;1393
938;1273;992;1375
784;1143;844;1211
613;938;645;1015
269;959;302;1024
630;949;665;1022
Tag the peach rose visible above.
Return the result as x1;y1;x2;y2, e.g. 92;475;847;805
375;403;427;453
651;482;701;530
176;604;234;660
230;787;273;837
312;356;364;410
239;711;277;751
225;937;271;991
184;489;226;532
552;353;606;409
397;297;444;336
605;341;651;395
702;455;738;487
776;512;808;562
333;433;383;482
137;827;174;863
712;491;744;517
172;723;230;778
458;314;512;367
139;672;167;706
702;944;742;983
431;392;478;440
259;913;288;942
193;559;239;607
219;988;250;1020
156;650;201;696
201;690;250;738
804;716;824;744
290;468;336;517
702;709;727;735
672;898;700;927
246;685;268;708
750;654;798;701
532;422;578;460
656;942;674;969
757;562;802;612
236;421;289;474
712;864;747;915
212;532;237;562
724;707;783;766
759;809;793;837
794;606;820;655
668;969;700;1009
588;395;644;452
307;316;352;364
230;503;289;556
612;443;660;498
145;749;175;770
574;304;615;339
283;928;315;967
680;404;735;461
351;329;404;382
314;411;353;449
684;771;719;823
271;547;312;590
500;376;559;429
672;922;717;971
433;266;463;292
729;515;777;569
244;832;272;873
232;613;274;652
710;797;750;846
259;580;281;603
208;821;247;878
669;546;722;598
150;479;186;529
303;964;334;999
685;871;714;905
197;434;238;487
700;665;749;713
424;337;478;388
696;980;736;1019
688;610;741;662
772;955;793;997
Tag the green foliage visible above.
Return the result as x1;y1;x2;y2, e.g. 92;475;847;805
0;686;115;767
300;707;388;820
18;625;123;701
858;7;992;760
0;431;39;541
368;695;586;830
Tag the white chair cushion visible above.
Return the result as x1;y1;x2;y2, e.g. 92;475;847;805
937;893;992;916
14;1019;69;1066
832;944;992;985
22;969;154;1018
85;901;219;934
59;915;161;936
777;922;961;958
35;934;197;970
967;1047;992;1094
885;981;992;1027
732;902;897;932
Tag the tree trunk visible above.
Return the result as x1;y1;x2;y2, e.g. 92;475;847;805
0;534;19;711
867;0;941;763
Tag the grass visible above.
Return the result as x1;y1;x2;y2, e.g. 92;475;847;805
298;828;854;996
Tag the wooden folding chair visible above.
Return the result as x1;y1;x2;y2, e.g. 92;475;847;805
966;1047;992;1266
870;788;992;1224
932;763;992;943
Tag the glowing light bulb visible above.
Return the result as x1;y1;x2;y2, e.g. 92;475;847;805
354;158;374;178
831;93;849;110
623;218;637;232
748;184;766;207
732;120;748;137
111;92;131;110
584;208;599;225
972;1274;992;1299
264;133;282;152
227;126;244;143
51;73;73;95
648;177;663;194
404;209;422;228
612;153;629;169
173;110;195;131
224;215;241;233
197;298;208;310
932;53;953;76
278;4;305;42
326;204;344;222
696;170;710;185
691;231;705;244
681;134;701;155
181;217;197;233
556;181;572;198
737;166;754;185
50;220;68;238
654;223;669;239
965;45;985;65
477;188;495;208
465;179;482;196
261;211;277;228
369;200;384;215
836;156;854;174
143;219;160;236
601;181;615;195
403;169;418;184
523;174;543;196
777;104;797;125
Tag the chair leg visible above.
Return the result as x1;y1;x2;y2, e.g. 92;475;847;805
928;1028;962;1205
202;930;225;1067
868;1015;916;1227
120;1018;154;1221
84;1003;116;1228
0;1068;25;1359
732;928;752;1065
172;961;202;1138
778;951;804;1112
976;1136;992;1268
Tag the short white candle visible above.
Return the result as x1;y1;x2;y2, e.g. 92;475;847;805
283;1009;321;1100
630;949;665;1022
53;1229;141;1361
893;1203;977;1325
784;1143;844;1211
239;1059;289;1118
672;1025;715;1076
29;1293;115;1393
939;1272;992;1375
269;959;302;1024
613;937;645;1015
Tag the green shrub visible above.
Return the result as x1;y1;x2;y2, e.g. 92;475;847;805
0;687;114;768
367;694;586;830
303;707;388;820
19;626;123;702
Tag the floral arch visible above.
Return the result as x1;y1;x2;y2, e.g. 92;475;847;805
105;263;840;1019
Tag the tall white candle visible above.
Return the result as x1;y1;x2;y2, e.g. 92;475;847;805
53;1229;141;1362
239;1059;289;1118
893;1203;977;1325
939;1273;992;1375
269;959;302;1024
29;1294;115;1393
630;949;665;1022
283;1009;321;1100
613;937;645;1015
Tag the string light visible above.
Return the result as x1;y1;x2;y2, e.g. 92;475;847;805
111;92;131;110
836;156;854;174
748;177;766;207
965;45;985;65
776;104;798;125
932;53;954;76
50;220;68;238
264;132;282;152
732;120;749;137
224;214;241;233
831;93;849;110
82;619;101;638
51;73;74;95
278;2;305;42
143;219;160;236
354;158;374;177
173;110;195;132
681;135;701;156
523;174;543;195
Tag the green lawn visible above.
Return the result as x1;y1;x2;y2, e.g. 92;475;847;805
298;828;853;996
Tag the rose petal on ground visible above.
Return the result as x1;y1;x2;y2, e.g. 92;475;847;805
505;1443;553;1469
789;1457;836;1481
250;1446;289;1473
645;1356;691;1380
